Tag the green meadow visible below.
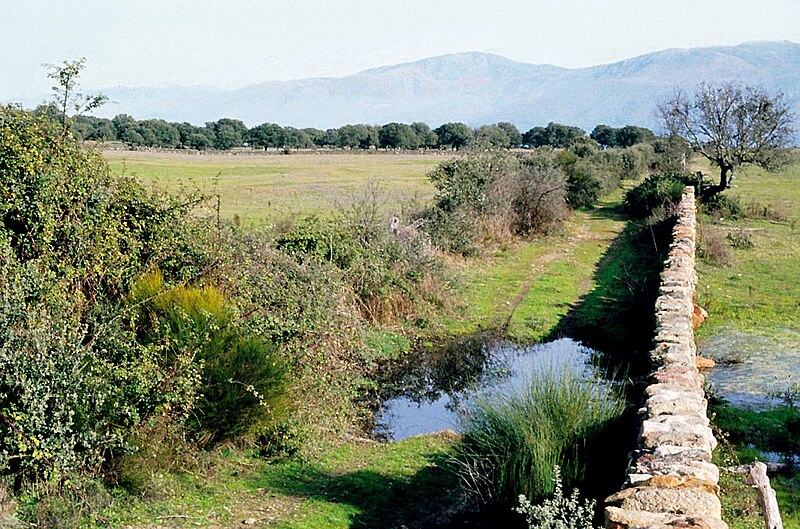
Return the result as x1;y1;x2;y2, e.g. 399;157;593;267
693;160;800;528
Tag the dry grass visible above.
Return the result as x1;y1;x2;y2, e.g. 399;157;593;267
103;149;449;226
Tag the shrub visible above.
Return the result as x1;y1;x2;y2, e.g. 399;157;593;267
726;229;755;249
129;272;290;441
741;201;786;222
650;136;692;174
624;173;695;219
697;226;732;266
618;144;654;180
565;162;602;208
511;157;567;235
425;151;569;251
701;193;742;220
0;270;119;482
213;229;373;435
0;107;206;485
516;466;599;529
451;361;625;509
275;200;445;325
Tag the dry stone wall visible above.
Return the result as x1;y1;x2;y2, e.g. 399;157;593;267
605;187;727;529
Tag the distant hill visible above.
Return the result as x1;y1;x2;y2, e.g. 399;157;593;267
88;41;800;132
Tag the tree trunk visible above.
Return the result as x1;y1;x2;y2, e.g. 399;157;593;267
702;164;732;200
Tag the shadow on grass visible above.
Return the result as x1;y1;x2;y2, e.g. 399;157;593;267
545;212;675;378
251;449;522;529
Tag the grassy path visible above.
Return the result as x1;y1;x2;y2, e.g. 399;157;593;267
439;188;628;343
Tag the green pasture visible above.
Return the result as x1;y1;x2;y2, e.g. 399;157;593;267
694;160;800;529
103;150;445;225
97;434;458;529
695;161;800;337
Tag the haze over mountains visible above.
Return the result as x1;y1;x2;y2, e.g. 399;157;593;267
65;41;800;132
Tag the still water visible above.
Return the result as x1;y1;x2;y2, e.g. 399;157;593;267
373;338;598;441
699;328;800;408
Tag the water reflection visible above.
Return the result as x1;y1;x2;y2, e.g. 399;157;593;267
374;338;599;441
699;328;800;409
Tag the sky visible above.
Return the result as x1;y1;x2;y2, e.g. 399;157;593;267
2;0;800;99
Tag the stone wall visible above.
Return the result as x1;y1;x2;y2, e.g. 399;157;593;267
605;187;727;529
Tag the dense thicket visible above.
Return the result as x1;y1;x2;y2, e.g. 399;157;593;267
0;106;211;484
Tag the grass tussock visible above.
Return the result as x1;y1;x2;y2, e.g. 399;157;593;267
451;361;627;510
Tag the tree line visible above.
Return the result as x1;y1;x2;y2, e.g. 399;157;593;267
53;108;656;152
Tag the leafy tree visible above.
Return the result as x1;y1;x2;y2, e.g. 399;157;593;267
660;82;795;195
411;122;438;148
525;123;587;149
208;118;248;150
137;119;180;148
523;126;547;147
475;125;510;148
283;127;313;149
187;132;212;150
590;125;617;148
337;124;376;149
85;118;116;142
378;122;419;149
302;127;326;147
113;114;145;147
615;125;655;147
320;128;340;147
435;122;473;150
497;122;523;148
249;122;285;150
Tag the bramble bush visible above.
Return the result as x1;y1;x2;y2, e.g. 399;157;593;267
423;151;568;253
275;206;445;325
623;172;699;220
0;105;209;486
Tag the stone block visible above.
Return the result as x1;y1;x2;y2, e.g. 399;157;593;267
645;390;707;418
605;486;721;519
640;416;716;452
651;366;705;388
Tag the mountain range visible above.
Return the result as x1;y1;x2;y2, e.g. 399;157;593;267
82;41;800;132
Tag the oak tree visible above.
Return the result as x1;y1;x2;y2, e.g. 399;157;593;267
660;82;795;196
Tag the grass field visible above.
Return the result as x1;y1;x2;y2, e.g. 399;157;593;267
103;150;446;225
695;161;800;338
693;160;800;529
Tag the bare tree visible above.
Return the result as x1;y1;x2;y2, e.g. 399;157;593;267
660;82;795;197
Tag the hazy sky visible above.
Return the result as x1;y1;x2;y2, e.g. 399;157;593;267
2;0;799;98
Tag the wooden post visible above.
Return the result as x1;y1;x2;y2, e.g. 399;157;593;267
745;461;783;529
